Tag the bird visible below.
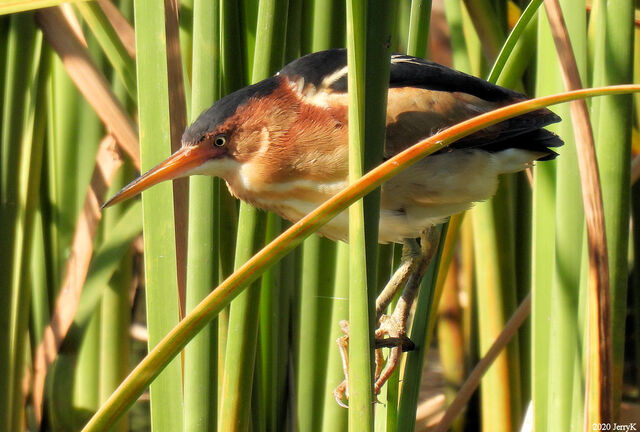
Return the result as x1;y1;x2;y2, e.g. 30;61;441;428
103;48;562;404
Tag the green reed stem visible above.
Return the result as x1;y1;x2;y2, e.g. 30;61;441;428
296;4;341;430
407;0;431;58
320;242;349;432
345;0;374;428
219;1;287;429
397;224;447;432
590;0;633;418
133;1;183;429
183;0;220;430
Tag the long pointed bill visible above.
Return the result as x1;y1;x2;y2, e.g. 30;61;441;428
102;144;216;208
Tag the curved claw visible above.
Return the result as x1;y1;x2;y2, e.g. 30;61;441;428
374;345;403;395
334;381;349;408
335;325;350;408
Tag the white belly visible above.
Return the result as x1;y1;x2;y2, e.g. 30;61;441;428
229;148;542;244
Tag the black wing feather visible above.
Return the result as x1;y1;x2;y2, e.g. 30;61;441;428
279;49;562;158
280;49;522;101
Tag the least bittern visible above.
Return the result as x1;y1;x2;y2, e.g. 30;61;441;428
104;49;562;405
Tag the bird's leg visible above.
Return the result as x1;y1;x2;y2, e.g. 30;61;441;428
373;227;440;394
375;238;422;320
391;227;440;329
334;242;421;407
333;227;440;406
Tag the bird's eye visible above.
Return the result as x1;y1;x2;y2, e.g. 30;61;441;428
214;135;227;147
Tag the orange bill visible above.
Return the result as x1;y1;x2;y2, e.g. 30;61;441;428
102;144;215;208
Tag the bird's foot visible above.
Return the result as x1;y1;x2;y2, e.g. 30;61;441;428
333;315;415;407
334;227;439;407
374;314;414;395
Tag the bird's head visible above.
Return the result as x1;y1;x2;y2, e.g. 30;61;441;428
102;77;284;208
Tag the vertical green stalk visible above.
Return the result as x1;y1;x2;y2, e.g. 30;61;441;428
590;0;634;416
248;0;287;79
514;172;532;408
0;17;5;125
397;225;447;432
10;30;45;432
29;201;50;353
296;2;341;429
546;1;588;430
320;242;349;432
98;65;134;432
71;32;108;432
364;2;391;429
133;0;183;430
442;0;472;73
399;23;433;427
436;258;466;432
466;2;522;430
0;15;31;432
487;0;542;86
259;212;283;432
375;244;400;432
277;251;296;431
406;0;431;58
394;0;411;53
219;1;287;430
93;16;133;432
217;0;245;396
43;51;97;429
345;0;374;428
26;42;50;393
284;0;303;60
471;179;521;432
180;0;194;62
297;235;336;431
242;0;259;78
532;9;559;432
179;0;194;109
345;0;391;428
218;204;266;432
220;0;247;96
47;57;79;292
75;312;101;427
632;184;640;399
265;4;300;431
460;2;487;77
99;252;132;432
311;0;345;50
486;17;540;412
183;0;220;430
461;0;505;62
1;15;44;432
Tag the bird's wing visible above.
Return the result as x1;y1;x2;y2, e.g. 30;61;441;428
388;54;523;101
384;55;562;158
279;49;562;158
